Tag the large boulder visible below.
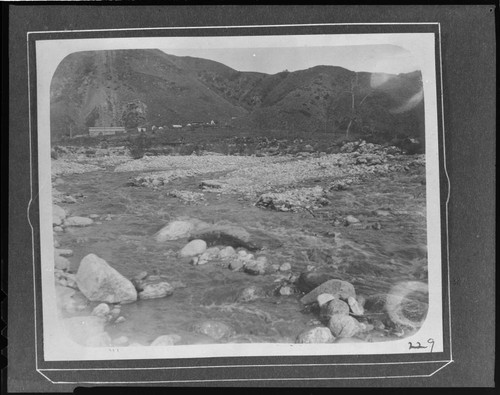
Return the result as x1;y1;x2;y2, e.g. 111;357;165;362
300;279;356;305
179;239;207;257
76;254;137;304
64;216;94;227
154;220;195;242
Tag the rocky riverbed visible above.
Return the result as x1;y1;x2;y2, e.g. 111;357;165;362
50;140;428;348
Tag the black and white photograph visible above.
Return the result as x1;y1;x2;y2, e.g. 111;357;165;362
33;28;447;364
6;5;497;389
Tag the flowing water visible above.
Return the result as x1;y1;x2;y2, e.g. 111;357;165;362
54;161;427;346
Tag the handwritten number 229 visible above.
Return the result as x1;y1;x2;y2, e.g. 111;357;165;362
408;338;435;352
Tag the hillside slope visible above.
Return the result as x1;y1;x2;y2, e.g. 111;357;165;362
50;49;424;142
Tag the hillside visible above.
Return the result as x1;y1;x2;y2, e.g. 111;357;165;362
50;49;424;143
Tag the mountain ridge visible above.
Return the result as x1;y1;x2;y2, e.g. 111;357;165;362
50;48;424;142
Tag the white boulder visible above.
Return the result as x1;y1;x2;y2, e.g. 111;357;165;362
76;254;137;304
179;239;207;257
155;220;194;242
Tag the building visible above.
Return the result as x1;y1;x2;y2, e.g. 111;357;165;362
88;126;126;137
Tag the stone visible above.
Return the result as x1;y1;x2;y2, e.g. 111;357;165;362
328;314;362;338
279;286;294;296
89;214;100;219
219;246;237;259
345;215;360;225
138;282;174;300
55;248;73;257
279;262;292;272
270;264;281;272
53;226;64;232
372;222;382;230
150;334;181;346
113;336;129;346
62;195;77;204
348;296;365;316
316;293;335;307
64;216;94;227
63;316;107;346
76;253;137;304
179;239;207;257
52;204;67;226
321;299;350;320
198;247;220;263
236;285;266;302
115;316;126;324
228;259;245;271
91;303;110;317
155;220;195;242
54;239;60;248
243;260;267;275
300;279;356;305
296;326;335;344
295;272;336;293
191;321;234;340
54;255;71;271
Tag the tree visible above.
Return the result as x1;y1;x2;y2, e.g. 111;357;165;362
122;100;147;129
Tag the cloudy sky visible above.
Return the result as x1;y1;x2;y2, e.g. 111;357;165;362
161;44;419;75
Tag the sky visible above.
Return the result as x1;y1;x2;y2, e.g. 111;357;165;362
160;45;419;75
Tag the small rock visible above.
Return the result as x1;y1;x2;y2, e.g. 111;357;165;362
279;262;292;272
54;239;60;248
321;299;350;320
219;246;237;259
296;326;335;343
89;214;100;219
328;314;362;338
64;216;93;227
372;222;382;230
270;264;281;272
91;303;110;317
54;255;71;271
105;215;112;221
191;321;234;340
150;334;181;346
52;204;67;226
109;306;121;320
347;296;365;315
115;316;126;324
198;247;220;264
316;293;335;307
345;215;360;225
228;259;245;271
138;282;174;300
244;260;267;275
279;286;294;296
62;195;77;204
306;265;316;272
300;279;356;305
191;256;200;265
113;336;129;346
53;226;64;232
179;239;207;257
55;248;73;257
237;250;248;258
